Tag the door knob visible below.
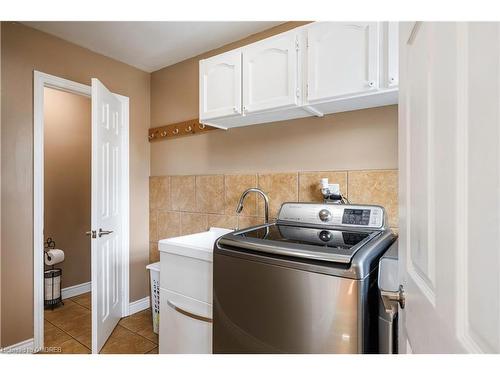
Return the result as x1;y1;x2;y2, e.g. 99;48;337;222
98;228;114;237
85;230;97;239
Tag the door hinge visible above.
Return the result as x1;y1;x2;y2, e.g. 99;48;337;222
295;38;300;51
296;87;300;98
306;83;309;98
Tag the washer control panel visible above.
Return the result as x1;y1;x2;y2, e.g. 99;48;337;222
342;208;371;226
278;203;385;229
318;209;332;222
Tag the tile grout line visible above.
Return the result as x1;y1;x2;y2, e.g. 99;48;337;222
47;299;91;350
296;172;300;202
346;171;349;199
45;316;92;352
69;296;91;311
117;322;159;348
42;320;82;353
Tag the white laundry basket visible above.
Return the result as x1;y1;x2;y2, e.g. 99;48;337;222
146;262;160;334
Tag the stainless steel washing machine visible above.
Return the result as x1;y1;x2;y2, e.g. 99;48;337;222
213;202;397;354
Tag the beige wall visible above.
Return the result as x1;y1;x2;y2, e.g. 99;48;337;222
151;106;398;176
44;88;91;289
1;22;150;347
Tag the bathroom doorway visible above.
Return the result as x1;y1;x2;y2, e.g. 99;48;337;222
33;72;131;353
42;86;92;352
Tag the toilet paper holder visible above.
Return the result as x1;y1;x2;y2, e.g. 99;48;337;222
44;237;64;309
44;237;57;263
44;237;56;250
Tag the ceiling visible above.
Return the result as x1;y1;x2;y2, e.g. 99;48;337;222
22;21;282;72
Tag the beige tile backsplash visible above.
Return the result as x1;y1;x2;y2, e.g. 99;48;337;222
258;173;299;219
347;170;398;228
149;170;398;262
224;174;258;216
195;175;225;214
157;210;181;239
180;212;209;235
170;175;196;211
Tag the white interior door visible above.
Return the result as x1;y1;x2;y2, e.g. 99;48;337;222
399;22;500;353
91;78;125;353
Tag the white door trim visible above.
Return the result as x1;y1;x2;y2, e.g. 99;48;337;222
117;92;130;318
33;71;130;352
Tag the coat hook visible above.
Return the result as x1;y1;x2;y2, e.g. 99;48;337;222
148;118;215;142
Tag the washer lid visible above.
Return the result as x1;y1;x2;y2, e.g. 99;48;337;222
218;224;380;264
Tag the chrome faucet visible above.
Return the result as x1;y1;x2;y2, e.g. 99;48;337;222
236;188;270;224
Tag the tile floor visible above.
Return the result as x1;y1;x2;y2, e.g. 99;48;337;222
42;292;158;354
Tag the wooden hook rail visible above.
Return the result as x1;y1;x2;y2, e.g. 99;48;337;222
148;118;218;142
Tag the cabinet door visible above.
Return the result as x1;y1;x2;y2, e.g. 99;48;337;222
242;31;299;114
306;22;379;102
386;22;399;87
199;50;241;121
159;288;212;354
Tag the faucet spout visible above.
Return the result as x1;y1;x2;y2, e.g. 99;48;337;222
236;188;270;224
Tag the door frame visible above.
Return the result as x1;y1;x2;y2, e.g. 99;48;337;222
33;71;130;352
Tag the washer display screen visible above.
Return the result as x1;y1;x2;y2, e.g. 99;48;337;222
342;209;371;225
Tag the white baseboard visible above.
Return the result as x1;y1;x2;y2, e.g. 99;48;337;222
61;281;91;300
0;338;35;354
60;281;147;315
128;296;150;315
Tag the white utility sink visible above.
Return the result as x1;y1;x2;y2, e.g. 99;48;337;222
158;227;232;262
158;227;233;304
158;227;233;354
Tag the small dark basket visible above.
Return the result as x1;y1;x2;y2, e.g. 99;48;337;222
44;268;63;309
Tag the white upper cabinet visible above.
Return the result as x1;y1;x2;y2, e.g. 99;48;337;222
306;22;379;103
199;50;241;121
385;22;399;88
242;31;300;114
199;22;398;129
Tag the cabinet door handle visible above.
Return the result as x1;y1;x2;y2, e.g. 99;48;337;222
167;300;212;323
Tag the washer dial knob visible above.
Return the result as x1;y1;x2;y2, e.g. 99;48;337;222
319;230;332;242
318;209;332;222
